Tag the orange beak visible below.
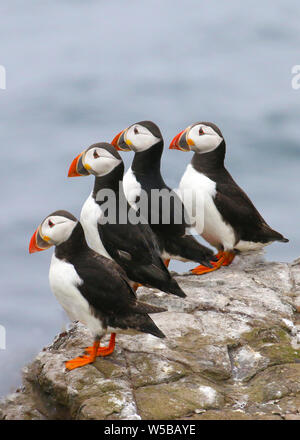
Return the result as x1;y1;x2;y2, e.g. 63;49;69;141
68;152;83;177
111;131;123;151
169;129;190;151
111;129;131;151
68;152;89;177
29;228;42;253
29;227;50;254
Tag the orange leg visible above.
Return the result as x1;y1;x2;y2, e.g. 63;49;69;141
65;339;100;371
132;282;143;291
85;333;116;357
164;259;170;268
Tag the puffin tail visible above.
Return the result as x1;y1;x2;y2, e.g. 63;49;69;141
134;263;187;298
279;237;289;243
164;235;216;267
261;225;289;244
135;301;167;314
132;308;166;339
143;319;166;339
165;277;186;298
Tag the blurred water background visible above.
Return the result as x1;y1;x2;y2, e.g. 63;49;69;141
0;0;299;397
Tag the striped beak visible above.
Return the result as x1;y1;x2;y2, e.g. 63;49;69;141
68;152;90;177
111;129;131;152
169;129;191;152
29;226;52;254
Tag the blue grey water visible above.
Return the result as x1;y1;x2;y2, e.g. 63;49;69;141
0;0;299;397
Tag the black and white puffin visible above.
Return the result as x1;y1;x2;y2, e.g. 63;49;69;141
169;122;289;274
29;210;166;370
111;121;216;270
68;142;186;298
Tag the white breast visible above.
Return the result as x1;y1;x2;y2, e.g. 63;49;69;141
179;164;236;251
123;167;141;209
49;254;104;337
80;193;112;259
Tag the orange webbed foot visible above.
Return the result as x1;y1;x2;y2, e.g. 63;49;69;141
97;345;115;357
222;251;235;266
191;251;236;274
85;333;116;357
65;340;100;371
191;252;226;275
65;354;96;371
84;347;115;357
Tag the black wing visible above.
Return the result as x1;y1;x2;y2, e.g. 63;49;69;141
99;221;161;268
214;180;287;243
98;221;186;297
73;251;165;337
74;251;165;315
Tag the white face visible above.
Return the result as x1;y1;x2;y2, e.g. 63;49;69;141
40;215;77;246
83;147;122;176
187;124;223;154
125;124;160;152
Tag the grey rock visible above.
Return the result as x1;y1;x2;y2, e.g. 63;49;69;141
1;255;300;420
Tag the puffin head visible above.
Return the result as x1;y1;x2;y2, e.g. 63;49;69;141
170;122;224;154
29;210;77;253
68;142;122;178
111;121;162;153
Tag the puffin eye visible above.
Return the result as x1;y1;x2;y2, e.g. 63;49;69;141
134;127;139;135
199;127;205;135
48;220;54;228
93;150;100;159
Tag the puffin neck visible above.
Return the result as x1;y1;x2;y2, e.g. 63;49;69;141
131;140;164;175
191;140;226;174
55;222;87;260
92;162;124;198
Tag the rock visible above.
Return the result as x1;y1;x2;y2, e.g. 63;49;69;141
229;345;269;382
135;378;224;420
284;414;300;420
1;255;300;420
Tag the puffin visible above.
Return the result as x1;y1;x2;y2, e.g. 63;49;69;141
68;142;186;298
169;121;289;274
29;210;166;370
111;121;216;270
